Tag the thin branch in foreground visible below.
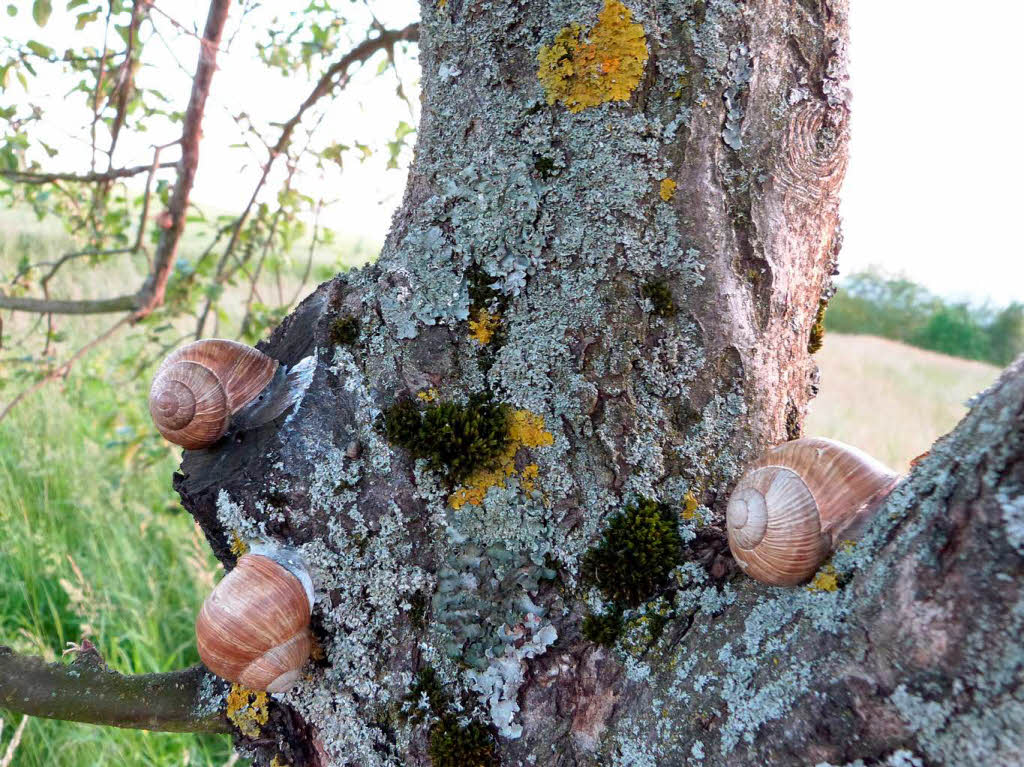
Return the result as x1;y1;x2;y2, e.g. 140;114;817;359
0;715;28;767
0;162;177;185
0;316;130;423
0;647;229;734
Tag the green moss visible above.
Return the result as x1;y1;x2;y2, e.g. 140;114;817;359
402;668;449;724
409;589;429;630
428;715;497;767
380;395;511;485
643;280;677;318
330;315;361;346
583;497;683;607
582;607;624;647
807;299;827;353
533;155;557;179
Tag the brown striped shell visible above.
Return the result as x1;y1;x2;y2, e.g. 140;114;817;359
196;552;313;693
149;339;278;450
726;438;900;586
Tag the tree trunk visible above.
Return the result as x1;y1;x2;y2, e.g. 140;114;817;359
170;2;1020;766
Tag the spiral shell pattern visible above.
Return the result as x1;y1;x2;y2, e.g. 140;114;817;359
149;339;278;450
726;438;899;586
196;553;312;693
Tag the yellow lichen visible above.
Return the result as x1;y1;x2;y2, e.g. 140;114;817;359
417;387;439;403
680;491;699;520
537;0;649;113
270;758;288;767
807;564;839;593
226;684;269;739
468;309;501;345
520;463;540;494
229;531;249;557
449;410;553;509
659;178;677;201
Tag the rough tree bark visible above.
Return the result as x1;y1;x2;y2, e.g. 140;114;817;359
161;1;1020;766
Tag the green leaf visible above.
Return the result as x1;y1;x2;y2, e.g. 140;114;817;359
6;5;17;17
66;0;88;8
26;40;54;58
32;0;52;27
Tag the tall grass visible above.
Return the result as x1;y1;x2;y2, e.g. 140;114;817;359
0;350;238;765
0;203;379;764
805;333;1001;471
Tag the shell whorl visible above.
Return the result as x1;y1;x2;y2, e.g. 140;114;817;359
726;438;899;586
196;552;312;693
149;339;278;450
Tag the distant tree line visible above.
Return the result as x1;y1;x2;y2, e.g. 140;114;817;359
826;269;1024;366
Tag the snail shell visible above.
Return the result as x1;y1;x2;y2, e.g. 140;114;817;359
196;547;314;693
726;438;899;586
149;339;278;450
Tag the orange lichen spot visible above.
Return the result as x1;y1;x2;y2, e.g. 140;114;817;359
807;564;839;593
226;684;269;739
417;387;439;403
681;491;699;520
520;464;540;494
536;0;649;113
310;635;326;662
229;531;249;557
449;410;553;509
437;0;448;7
469;309;501;345
659;178;677;201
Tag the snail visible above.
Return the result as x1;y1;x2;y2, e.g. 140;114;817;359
149;339;315;450
196;545;314;692
725;438;900;586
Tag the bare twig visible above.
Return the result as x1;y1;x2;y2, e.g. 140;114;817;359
192;21;420;338
0;163;177;185
132;0;232;321
0;647;229;734
0;317;131;423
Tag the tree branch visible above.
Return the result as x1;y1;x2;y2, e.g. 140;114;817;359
0;293;138;314
192;21;420;338
0;163;177;185
132;0;232;319
0;648;229;734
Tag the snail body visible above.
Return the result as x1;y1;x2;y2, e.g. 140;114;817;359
726;438;899;586
196;547;314;692
149;339;315;450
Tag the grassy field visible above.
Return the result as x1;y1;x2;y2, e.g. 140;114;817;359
0;280;1004;764
806;333;1001;471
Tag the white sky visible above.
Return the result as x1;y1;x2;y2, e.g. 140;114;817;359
2;0;1020;306
842;0;1024;307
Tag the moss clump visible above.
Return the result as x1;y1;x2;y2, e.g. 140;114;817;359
534;155;557;179
402;667;449;724
643;280;676;318
330;315;361;346
428;715;497;767
583;497;683;607
537;0;649;113
582;608;624;647
381;395;511;485
807;299;827;353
